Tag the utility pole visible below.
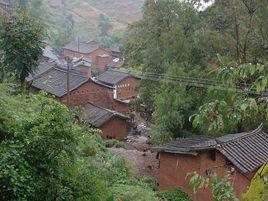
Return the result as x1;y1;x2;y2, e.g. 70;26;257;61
65;56;72;107
77;37;80;52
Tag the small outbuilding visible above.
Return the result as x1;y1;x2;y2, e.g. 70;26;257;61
97;70;141;101
155;124;268;201
82;102;130;140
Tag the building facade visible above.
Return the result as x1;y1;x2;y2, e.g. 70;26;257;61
156;125;268;201
82;102;130;140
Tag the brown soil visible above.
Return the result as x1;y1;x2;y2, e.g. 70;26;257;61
108;145;159;179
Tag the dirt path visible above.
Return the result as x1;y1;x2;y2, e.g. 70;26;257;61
108;145;158;179
108;134;159;179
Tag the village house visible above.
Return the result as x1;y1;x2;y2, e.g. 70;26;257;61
106;58;125;70
82;102;130;140
63;39;112;73
71;57;93;77
28;65;130;114
97;69;141;101
110;44;123;59
43;45;60;64
155;125;268;201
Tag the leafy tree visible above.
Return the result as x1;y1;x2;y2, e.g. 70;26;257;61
0;85;112;200
188;172;239;201
124;0;203;121
152;64;193;143
0;10;44;86
98;14;113;38
191;60;268;135
243;164;268;201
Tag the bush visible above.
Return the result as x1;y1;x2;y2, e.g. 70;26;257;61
113;184;159;201
104;139;125;148
158;188;192;201
0;86;112;200
243;164;268;201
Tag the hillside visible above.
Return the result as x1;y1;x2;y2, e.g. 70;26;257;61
48;0;143;32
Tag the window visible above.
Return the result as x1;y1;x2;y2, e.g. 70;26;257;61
209;150;216;161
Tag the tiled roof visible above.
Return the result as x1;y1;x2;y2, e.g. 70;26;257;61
43;46;60;64
26;60;56;81
106;60;125;69
97;70;140;86
31;67;89;97
82;102;130;127
110;44;123;53
64;41;99;54
156;125;268;173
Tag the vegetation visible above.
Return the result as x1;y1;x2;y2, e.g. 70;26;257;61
188;172;239;201
104;139;126;148
243;164;268;201
4;0;144;50
0;10;44;85
191;60;268;135
0;85;163;200
158;188;192;201
124;0;268;142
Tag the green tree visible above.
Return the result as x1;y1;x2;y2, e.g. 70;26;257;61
98;14;113;38
124;0;202;119
188;172;239;201
191;60;268;135
243;164;268;201
0;10;44;86
152;64;193;143
0;85;111;200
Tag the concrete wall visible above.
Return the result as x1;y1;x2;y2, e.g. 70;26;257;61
157;151;255;201
100;117;128;140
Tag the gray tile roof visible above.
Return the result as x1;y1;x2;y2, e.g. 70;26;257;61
64;41;99;54
156;125;268;173
31;67;89;97
82;102;130;127
106;60;125;69
97;70;140;86
43;46;60;64
110;44;123;53
26;60;56;81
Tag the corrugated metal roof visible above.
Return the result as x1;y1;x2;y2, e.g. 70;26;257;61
156;125;268;173
82;102;130;127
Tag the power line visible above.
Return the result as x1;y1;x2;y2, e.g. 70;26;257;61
131;72;264;95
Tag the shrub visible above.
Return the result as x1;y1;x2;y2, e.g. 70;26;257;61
158;188;192;201
0;86;111;200
113;184;159;201
243;164;268;201
104;139;126;148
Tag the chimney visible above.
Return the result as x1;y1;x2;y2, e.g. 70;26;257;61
96;54;113;73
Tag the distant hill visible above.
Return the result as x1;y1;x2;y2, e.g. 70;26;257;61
48;0;144;32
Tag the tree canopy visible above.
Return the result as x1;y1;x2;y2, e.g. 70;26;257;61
0;10;44;85
124;0;268;142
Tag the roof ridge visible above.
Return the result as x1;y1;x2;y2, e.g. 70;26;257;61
54;66;90;79
85;102;129;120
31;64;56;80
90;78;114;89
217;124;264;144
